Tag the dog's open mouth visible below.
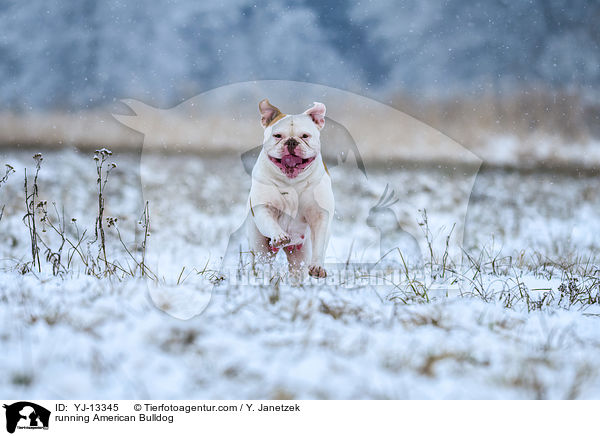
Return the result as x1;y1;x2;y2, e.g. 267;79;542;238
269;154;316;178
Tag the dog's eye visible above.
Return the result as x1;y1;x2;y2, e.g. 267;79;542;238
301;133;310;139
273;133;282;139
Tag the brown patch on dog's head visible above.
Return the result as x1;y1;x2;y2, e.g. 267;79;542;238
259;99;286;128
267;112;286;127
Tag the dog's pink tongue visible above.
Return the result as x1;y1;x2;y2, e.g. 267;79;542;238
281;154;303;168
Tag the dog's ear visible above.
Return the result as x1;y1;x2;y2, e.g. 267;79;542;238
304;102;326;129
259;99;282;128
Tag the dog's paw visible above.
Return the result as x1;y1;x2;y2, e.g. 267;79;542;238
270;232;291;248
308;264;327;278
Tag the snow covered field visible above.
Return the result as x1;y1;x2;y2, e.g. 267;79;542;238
1;149;599;399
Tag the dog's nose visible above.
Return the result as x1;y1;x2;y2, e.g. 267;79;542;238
285;138;299;154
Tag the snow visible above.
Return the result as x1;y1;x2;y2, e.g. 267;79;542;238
2;272;600;399
0;149;599;399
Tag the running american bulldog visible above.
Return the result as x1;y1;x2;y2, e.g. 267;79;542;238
247;99;334;278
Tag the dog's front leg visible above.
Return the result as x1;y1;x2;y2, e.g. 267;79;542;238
252;204;290;247
307;208;331;278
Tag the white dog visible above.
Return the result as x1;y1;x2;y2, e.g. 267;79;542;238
247;99;334;278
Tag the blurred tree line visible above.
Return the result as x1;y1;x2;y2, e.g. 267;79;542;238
0;0;598;111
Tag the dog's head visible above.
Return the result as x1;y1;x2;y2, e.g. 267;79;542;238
259;99;326;179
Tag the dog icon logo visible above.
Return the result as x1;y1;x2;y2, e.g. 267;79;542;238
3;402;50;433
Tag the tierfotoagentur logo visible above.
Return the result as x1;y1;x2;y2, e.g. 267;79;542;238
113;80;482;319
3;402;50;433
